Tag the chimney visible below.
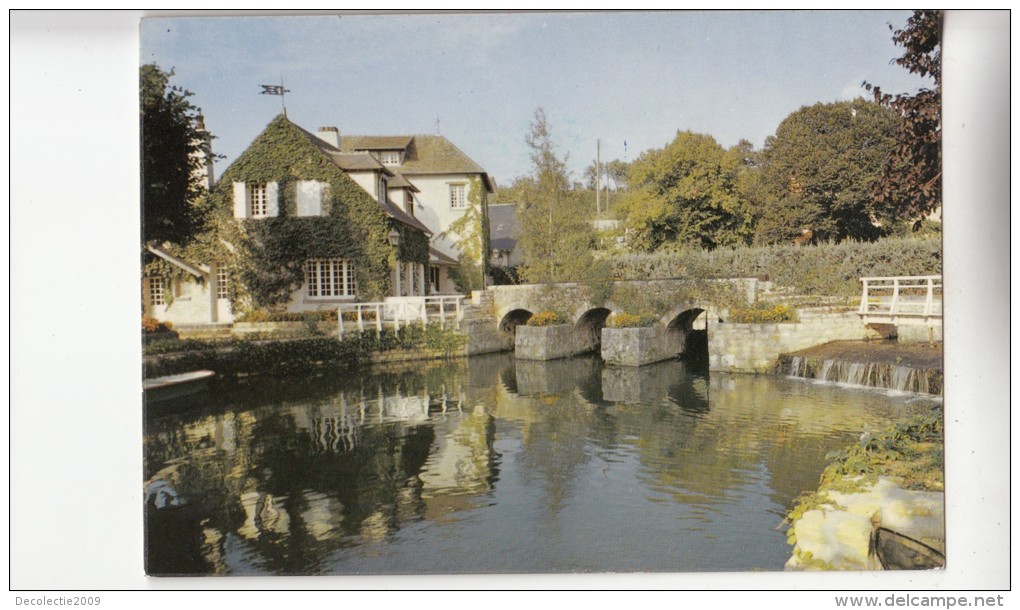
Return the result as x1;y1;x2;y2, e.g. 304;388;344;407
317;126;341;149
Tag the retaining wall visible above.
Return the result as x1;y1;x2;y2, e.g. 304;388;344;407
708;309;882;373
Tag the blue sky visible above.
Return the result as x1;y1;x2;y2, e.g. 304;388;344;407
140;11;932;187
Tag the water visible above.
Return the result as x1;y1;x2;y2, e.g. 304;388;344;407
144;353;939;576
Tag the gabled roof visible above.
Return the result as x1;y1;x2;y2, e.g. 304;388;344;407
327;151;394;174
146;244;206;278
429;247;458;266
487;203;520;252
387;173;420;192
342;134;491;182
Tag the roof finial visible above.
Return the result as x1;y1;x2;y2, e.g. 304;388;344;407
436;116;440;135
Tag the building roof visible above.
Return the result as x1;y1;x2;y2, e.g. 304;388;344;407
327;151;393;174
487;203;520;253
386;173;420;192
342;134;493;190
429;247;459;266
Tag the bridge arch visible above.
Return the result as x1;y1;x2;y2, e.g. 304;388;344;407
666;307;709;364
575;307;613;352
498;308;534;336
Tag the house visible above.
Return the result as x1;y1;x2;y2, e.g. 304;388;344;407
143;114;438;327
487;203;522;268
339;133;495;293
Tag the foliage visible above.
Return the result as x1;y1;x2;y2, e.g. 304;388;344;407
604;235;941;297
490;265;521;285
785;409;945;551
526;310;565;327
172;115;428;309
864;10;942;222
236;309;338;322
144;325;467;377
727;302;797;323
445;176;489;293
516;108;605;285
617;131;753;250
142;315;173;334
606;312;657;328
753;99;903;244
140;63;214;247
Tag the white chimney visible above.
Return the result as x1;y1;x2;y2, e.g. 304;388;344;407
317;126;341;149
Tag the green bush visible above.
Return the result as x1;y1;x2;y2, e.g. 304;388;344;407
606;312;657;328
604;236;941;297
527;311;564;326
728;302;797;323
237;309;338;322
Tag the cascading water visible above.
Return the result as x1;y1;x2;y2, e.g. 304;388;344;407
778;351;942;395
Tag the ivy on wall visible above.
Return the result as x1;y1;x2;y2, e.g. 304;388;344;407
168;114;429;310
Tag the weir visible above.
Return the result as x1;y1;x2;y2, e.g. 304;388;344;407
776;341;943;395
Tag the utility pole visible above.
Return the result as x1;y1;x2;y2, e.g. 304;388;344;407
596;139;601;224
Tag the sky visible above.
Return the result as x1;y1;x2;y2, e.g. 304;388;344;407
139;10;933;188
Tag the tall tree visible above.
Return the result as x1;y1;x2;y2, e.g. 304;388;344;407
616;131;751;251
517;108;600;283
753;99;902;244
864;10;942;222
141;63;214;246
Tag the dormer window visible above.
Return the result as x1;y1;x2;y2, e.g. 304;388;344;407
380;151;401;166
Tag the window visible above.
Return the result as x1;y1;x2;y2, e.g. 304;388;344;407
248;183;269;218
148;277;165;306
380;151;401;166
449;184;467;209
216;267;230;299
404;192;414;217
305;258;357;298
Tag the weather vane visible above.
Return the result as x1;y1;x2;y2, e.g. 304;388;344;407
260;83;291;116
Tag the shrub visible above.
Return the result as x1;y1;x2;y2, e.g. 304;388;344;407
142;316;173;334
527;310;564;326
728;302;797;323
606;312;657;328
237;309;338;322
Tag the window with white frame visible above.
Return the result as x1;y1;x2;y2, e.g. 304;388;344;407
380;151;401;166
248;183;269;218
449;183;467;209
216;267;230;299
405;192;414;216
148;277;166;306
304;258;357;298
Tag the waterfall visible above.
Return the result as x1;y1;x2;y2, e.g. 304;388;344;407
783;356;941;395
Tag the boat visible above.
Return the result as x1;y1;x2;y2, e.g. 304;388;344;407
143;370;215;403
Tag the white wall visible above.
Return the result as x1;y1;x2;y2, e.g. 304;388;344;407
405;173;479;260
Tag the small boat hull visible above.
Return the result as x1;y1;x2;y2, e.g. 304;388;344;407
143;370;215;403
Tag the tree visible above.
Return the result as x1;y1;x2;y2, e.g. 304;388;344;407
864;10;942;222
141;63;214;246
516;108;601;284
444;176;489;292
753;99;902;243
615;131;752;251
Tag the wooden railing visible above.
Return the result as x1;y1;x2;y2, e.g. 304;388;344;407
858;275;942;326
338;295;465;338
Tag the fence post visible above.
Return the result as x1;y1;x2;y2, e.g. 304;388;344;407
924;277;934;316
338;307;345;338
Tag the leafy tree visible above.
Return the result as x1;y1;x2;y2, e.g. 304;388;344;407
864;10;942;222
141;63;214;246
753;99;902;244
516;108;602;284
615;131;752;251
444;176;489;292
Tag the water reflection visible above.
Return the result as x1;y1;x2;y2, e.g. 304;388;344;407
145;353;937;575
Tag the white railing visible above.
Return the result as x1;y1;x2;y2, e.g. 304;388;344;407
858;275;942;326
338;295;465;338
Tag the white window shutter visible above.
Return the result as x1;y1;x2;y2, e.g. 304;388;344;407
296;180;323;217
232;182;248;218
266;182;280;217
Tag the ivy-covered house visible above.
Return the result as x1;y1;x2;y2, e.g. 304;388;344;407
338;132;496;293
143;114;436;326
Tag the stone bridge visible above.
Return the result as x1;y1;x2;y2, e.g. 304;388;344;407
467;277;885;371
477;278;762;366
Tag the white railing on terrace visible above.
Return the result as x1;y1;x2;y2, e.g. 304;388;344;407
858;275;942;326
337;295;465;338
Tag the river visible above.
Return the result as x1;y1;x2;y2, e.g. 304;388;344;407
144;352;939;576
